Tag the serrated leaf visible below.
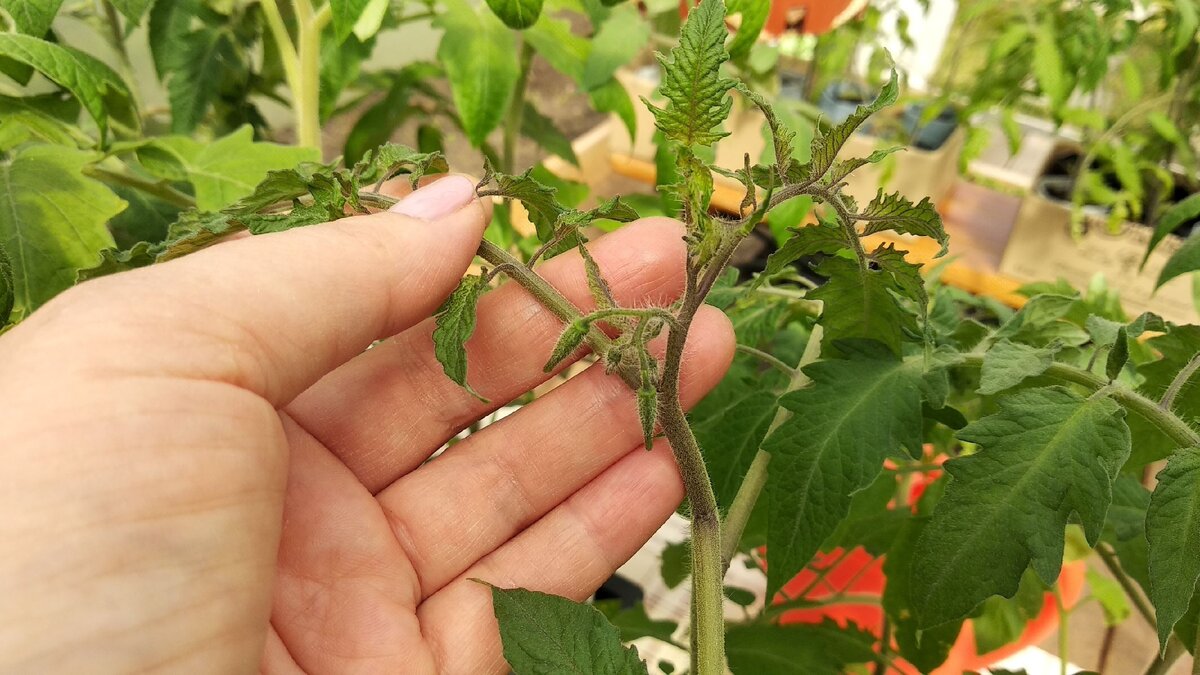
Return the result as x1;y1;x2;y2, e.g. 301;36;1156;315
0;0;63;36
489;586;649;674
521;101;580;166
0;145;123;316
526;13;589;82
593;601;678;645
806;70;898;183
912;387;1131;627
884;516;962;672
76;241;157;283
436;0;519;146
1148;450;1200;650
1139;326;1200;424
859;190;948;256
1157;235;1200;289
758;221;847;282
1032;17;1067;111
165;25;237;133
824;146;904;188
155;209;240;261
762;351;929;599
143;126;319;211
109;0;153;24
644;0;735;147
484;168;565;241
486;0;544;29
691;366;780;510
582;5;649;90
978;339;1062;395
809;255;919;357
353;143;449;188
726;620;876;675
0;33;134;143
433;275;489;400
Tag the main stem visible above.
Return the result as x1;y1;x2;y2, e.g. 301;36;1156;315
503;40;535;174
657;267;724;675
294;0;325;152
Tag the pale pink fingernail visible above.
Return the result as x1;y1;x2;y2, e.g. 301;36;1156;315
389;175;476;220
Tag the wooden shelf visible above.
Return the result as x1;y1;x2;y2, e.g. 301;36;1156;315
610;153;1030;308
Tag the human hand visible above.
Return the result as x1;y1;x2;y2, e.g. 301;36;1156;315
0;175;734;673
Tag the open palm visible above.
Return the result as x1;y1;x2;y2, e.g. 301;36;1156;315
0;178;733;674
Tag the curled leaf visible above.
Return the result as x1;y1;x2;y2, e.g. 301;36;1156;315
433;274;489;401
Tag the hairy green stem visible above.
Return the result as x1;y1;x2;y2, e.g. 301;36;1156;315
84;165;196;209
734;344;797;377
1097;545;1156;627
1145;638;1187;675
294;0;324;152
956;356;1200;449
720;323;823;571
503;40;535;174
1161;352;1200;412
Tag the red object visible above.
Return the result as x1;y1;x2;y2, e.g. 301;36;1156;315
772;461;1087;673
677;0;864;37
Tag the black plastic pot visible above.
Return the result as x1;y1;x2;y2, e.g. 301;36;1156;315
901;103;958;151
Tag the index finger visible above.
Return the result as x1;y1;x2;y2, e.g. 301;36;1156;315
24;175;488;407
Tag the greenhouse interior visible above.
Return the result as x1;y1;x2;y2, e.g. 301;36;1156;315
1;0;1199;673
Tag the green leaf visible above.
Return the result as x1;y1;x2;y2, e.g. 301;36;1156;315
590;78;637;141
526;14;589;82
330;0;373;40
1032;17;1067;111
76;241;157;283
726;620;876;674
583;5;650;90
0;33;134;143
106;184;179;249
352;143;449;188
660;540;688;589
164;25;237;134
1157;235;1200;289
809;255;919;357
1147;450;1200;650
758;221;847;282
1086;568;1131;627
912;387;1131;627
691;364;780;511
1106;325;1130;380
545;320;589;371
593;601;678;644
1139;326;1200;425
859;191;948;257
143;126;319;211
806;69;898;182
0;0;63;36
883;516;962;672
488;586;649;674
485;0;544;29
0;243;13;325
521;101;580;166
433;275;489;401
483;168;565;241
767;195;813;246
978;339;1061;395
0;145;123;316
762;351;928;599
109;0;153;24
643;0;735;147
971;569;1048;653
1175;0;1198;55
436;0;519;146
724;0;769;61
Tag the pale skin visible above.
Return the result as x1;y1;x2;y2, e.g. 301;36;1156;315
0;175;734;673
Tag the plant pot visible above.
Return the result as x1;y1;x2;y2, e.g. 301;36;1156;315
901;103;958;152
999;142;1200;323
818;81;873;126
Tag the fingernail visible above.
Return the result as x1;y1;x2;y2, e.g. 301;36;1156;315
389;175;476;220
